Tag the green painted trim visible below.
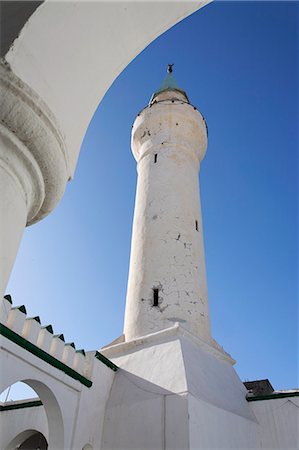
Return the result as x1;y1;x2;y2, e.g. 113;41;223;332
0;324;92;388
0;400;43;411
76;349;85;356
11;305;26;314
3;295;12;304
27;316;41;324
247;392;299;402
65;342;75;349
53;333;64;341
41;325;53;333
95;351;118;372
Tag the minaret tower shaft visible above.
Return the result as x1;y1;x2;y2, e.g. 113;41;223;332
124;67;211;342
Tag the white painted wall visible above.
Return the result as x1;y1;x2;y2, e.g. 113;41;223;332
188;393;261;449
101;327;260;449
2;322;298;450
102;365;191;450
0;328;115;449
1;402;48;450
249;396;299;449
0;154;27;300
124;90;211;342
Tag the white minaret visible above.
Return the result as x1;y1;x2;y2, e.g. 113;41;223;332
124;66;211;342
103;69;259;450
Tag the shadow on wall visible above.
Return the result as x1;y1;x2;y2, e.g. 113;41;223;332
6;430;47;450
101;370;189;450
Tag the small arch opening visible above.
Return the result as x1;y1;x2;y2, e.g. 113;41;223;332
195;220;199;232
154;153;157;163
6;430;48;450
1;379;64;449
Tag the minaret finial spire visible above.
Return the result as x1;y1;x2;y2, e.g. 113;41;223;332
150;64;189;104
167;63;174;74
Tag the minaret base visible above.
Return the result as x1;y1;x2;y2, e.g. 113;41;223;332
101;327;261;449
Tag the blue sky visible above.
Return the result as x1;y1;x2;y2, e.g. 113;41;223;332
5;1;298;398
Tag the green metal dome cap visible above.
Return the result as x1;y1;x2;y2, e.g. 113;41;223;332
149;64;189;105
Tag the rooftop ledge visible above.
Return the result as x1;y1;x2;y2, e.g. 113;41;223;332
246;390;299;402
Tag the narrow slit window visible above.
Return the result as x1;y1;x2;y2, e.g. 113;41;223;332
195;220;199;231
153;288;159;306
154;154;158;163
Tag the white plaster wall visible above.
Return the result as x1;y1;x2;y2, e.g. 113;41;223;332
101;330;265;450
1;335;83;449
70;358;116;450
101;329;265;449
179;336;254;421
103;328;254;418
0;404;48;449
5;1;209;177
188;394;261;449
106;335;188;394
249;397;299;449
0;332;116;450
0;163;27;298
124;90;211;342
102;370;190;450
102;370;166;450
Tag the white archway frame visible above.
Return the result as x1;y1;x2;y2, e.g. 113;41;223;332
1;379;64;450
0;1;210;297
5;1;209;178
25;379;64;449
6;429;48;450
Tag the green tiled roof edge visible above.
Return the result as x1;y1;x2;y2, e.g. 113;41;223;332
247;391;299;402
0;323;93;388
0;399;43;411
95;351;118;372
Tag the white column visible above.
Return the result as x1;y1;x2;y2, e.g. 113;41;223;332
124;89;211;342
0;62;69;298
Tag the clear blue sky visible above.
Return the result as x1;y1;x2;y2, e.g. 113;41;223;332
6;1;298;395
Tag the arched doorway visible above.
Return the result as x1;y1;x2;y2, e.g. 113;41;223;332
82;445;93;450
1;379;63;449
6;430;47;450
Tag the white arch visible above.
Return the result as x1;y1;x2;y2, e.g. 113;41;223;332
0;379;63;450
5;1;209;177
25;379;64;450
0;1;210;297
5;430;47;450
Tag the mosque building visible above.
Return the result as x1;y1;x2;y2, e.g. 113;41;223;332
0;2;297;449
1;62;298;449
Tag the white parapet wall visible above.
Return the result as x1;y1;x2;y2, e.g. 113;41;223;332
0;295;117;449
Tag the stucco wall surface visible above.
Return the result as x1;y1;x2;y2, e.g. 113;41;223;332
101;329;266;449
102;368;191;450
0;403;48;449
249;397;299;449
0;330;116;449
105;332;253;420
124;89;211;342
188;393;261;449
